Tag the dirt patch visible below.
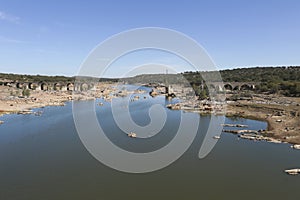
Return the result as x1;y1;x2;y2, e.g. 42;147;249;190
226;96;300;144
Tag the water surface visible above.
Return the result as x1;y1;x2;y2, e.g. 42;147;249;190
0;89;299;200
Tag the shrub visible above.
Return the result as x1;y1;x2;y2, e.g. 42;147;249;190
22;89;30;97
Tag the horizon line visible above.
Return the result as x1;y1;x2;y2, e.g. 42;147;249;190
1;65;299;78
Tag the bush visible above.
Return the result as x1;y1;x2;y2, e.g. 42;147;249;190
22;89;30;97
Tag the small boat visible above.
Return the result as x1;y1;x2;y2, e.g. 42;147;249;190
213;135;221;139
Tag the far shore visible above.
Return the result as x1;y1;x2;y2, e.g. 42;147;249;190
225;98;300;144
1;84;299;145
0;83;145;116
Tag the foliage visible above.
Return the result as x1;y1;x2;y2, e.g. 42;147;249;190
22;89;30;97
183;66;300;97
0;66;299;97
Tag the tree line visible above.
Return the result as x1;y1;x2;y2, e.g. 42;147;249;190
1;66;299;97
183;66;300;97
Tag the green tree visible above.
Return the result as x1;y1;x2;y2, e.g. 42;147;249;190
198;88;208;100
22;89;30;97
267;82;279;94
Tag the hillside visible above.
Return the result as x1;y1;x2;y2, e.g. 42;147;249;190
1;66;299;96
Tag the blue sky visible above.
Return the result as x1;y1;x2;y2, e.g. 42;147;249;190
0;0;299;77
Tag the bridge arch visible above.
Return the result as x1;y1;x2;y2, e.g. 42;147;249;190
224;84;233;90
233;85;240;90
40;82;48;91
16;82;27;89
28;82;38;90
54;83;62;91
240;84;252;90
80;83;89;91
67;83;74;91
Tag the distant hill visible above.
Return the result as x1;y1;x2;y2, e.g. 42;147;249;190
0;73;74;83
1;66;299;83
0;74;118;83
188;66;300;97
208;66;299;83
1;66;299;96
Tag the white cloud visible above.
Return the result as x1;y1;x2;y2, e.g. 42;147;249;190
0;11;20;24
0;35;26;44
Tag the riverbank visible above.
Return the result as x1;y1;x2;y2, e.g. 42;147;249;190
0;83;147;116
226;95;300;144
165;91;300;144
0;87;70;116
0;84;113;116
1;84;299;145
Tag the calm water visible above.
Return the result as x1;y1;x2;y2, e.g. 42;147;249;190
1;88;300;200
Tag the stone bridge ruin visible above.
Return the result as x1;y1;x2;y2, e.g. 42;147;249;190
0;81;95;92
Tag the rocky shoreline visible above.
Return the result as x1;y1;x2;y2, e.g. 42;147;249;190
225;97;300;144
0;84;108;117
0;83;147;117
165;92;300;145
1;84;299;146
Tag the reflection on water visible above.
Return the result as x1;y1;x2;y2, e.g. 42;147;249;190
0;89;300;199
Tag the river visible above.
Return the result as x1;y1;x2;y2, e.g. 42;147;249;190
0;87;300;200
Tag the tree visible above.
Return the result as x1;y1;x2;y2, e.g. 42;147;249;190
22;89;30;97
267;82;279;94
198;88;208;100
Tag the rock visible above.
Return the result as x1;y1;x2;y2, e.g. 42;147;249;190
127;132;137;138
149;89;159;97
221;124;248;128
223;129;240;134
239;134;258;140
291;144;300;150
0;120;4;124
17;110;33;115
34;111;43;116
237;133;282;144
223;129;258;134
166;103;181;110
267;138;282;144
284;168;300;175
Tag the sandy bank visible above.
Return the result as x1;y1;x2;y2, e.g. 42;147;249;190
226;95;300;144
